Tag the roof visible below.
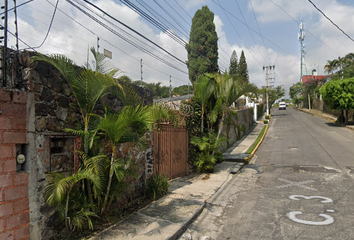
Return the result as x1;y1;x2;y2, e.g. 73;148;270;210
301;75;326;85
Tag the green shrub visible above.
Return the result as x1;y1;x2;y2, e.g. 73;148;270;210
263;120;269;124
146;174;170;201
265;115;270;120
190;133;227;173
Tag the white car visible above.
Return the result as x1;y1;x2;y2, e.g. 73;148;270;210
279;102;286;110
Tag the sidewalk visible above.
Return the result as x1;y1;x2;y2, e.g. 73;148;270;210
88;123;265;240
298;108;354;131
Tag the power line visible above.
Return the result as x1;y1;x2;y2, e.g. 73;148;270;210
67;0;188;74
0;0;36;15
118;0;227;73
233;0;268;64
307;0;354;42
78;0;186;66
212;0;291;55
267;0;339;55
214;0;263;67
248;0;272;64
24;0;59;49
44;0;189;84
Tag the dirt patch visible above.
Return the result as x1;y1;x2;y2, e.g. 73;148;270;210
202;174;210;180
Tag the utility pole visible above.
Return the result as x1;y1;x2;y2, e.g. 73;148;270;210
298;21;305;83
263;65;275;116
140;59;143;87
1;0;8;87
169;75;172;99
299;22;311;109
13;0;19;51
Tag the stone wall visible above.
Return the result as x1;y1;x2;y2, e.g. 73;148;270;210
1;49;154;240
220;108;254;152
0;89;30;240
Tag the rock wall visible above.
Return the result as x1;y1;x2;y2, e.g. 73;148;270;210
1;49;154;240
220;108;254;152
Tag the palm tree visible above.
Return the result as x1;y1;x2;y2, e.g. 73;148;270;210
214;73;258;141
32;52;123;212
86;46;120;77
32;53;121;153
91;105;154;214
44;168;100;230
193;74;215;133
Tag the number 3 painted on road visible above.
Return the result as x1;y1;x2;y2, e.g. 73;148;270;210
287;195;334;226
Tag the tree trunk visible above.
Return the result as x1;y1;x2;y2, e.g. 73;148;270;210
345;110;349;125
84;125;94;207
217;109;226;141
101;146;115;214
65;194;70;230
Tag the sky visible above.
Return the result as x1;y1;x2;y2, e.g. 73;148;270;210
4;0;354;95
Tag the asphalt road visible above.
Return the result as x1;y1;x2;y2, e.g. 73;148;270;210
182;107;354;240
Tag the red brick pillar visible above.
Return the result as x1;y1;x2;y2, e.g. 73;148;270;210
0;89;29;240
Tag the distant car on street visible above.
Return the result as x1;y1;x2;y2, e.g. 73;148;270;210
279;101;286;110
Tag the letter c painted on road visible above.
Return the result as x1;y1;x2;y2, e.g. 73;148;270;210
287;211;334;226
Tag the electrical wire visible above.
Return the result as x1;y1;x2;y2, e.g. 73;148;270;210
267;0;339;55
67;0;189;74
248;0;272;64
44;0;190;84
5;27;36;51
212;0;290;55
118;0;226;73
0;0;36;15
70;0;187;70
151;0;190;37
23;0;59;49
307;0;354;43
233;0;268;65
78;0;186;66
214;0;263;67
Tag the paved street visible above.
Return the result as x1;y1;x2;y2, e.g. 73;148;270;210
182;107;354;240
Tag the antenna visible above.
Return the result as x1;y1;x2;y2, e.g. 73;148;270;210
299;21;306;83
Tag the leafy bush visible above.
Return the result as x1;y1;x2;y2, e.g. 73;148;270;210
146;174;170;201
190;133;227;173
265;115;270;120
263;120;269;124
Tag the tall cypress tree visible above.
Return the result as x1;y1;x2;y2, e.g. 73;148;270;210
229;50;238;76
186;6;219;83
238;50;249;83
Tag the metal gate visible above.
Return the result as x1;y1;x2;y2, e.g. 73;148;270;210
153;124;188;179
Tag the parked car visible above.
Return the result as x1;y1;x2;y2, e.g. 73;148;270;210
279;102;286;110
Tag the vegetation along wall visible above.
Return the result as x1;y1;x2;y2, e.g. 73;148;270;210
220;108;254;152
0;48;153;240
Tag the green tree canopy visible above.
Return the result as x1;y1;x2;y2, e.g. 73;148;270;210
289;82;303;100
186;5;219;83
172;84;193;96
320;78;354;124
229;50;238;76
237;50;249;83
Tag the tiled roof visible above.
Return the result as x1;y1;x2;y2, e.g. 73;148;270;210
301;75;326;85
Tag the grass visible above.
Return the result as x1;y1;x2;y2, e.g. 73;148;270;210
245;125;267;154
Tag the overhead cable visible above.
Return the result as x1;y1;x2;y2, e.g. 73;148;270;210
267;0;339;55
24;0;59;49
307;0;354;43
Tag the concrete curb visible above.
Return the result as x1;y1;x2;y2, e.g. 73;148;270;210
246;124;268;163
171;162;244;239
169;203;206;240
296;108;354;132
